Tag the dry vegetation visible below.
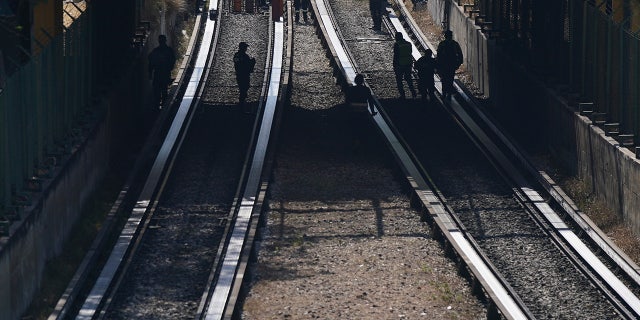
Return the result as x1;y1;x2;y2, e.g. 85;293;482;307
562;178;640;263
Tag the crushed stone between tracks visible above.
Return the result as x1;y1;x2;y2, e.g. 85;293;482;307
241;13;486;320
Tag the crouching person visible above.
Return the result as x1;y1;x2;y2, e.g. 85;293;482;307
345;74;377;115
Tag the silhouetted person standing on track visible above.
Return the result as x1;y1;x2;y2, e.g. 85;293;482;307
148;34;176;106
393;32;416;99
414;48;436;100
294;0;311;23
369;0;385;31
436;30;463;99
346;74;377;115
233;41;256;109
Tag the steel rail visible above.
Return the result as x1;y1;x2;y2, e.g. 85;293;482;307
447;64;640;319
199;12;287;320
311;0;531;318
390;1;640;318
443;85;640;319
73;0;223;318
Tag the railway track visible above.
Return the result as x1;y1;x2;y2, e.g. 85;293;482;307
248;0;640;318
310;0;530;318
379;1;640;319
47;0;640;319
49;0;281;318
241;1;489;319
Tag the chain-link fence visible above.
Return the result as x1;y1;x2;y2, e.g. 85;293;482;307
0;0;141;227
569;0;640;140
0;5;93;226
465;0;640;145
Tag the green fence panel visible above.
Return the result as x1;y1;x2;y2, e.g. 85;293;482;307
630;33;637;135
0;4;98;213
570;0;640;139
1;91;7;212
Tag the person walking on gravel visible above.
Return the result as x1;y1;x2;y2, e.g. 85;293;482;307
369;0;385;31
436;30;463;99
294;0;311;23
233;41;256;109
393;32;416;99
414;48;436;101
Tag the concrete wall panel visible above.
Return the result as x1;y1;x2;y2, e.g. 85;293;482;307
575;115;594;187
620;149;640;233
0;116;110;320
589;127;622;213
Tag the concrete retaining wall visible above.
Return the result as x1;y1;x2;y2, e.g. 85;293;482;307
575;113;640;231
425;0;640;235
0;7;182;320
0;59;149;320
0;107;110;320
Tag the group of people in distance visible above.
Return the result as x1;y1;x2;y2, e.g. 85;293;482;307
347;29;463;113
148;15;463;116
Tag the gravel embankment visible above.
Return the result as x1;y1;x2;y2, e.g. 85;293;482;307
240;11;487;320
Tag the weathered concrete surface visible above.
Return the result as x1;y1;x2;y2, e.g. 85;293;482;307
0;60;152;320
575;113;640;232
0;108;110;320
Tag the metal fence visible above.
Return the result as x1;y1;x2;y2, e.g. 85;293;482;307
0;0;143;225
0;5;95;223
467;0;640;144
569;0;640;139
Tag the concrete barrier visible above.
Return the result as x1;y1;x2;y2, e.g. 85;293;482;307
0;59;150;320
0;107;109;320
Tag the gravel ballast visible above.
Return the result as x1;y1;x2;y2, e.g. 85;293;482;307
240;12;486;320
